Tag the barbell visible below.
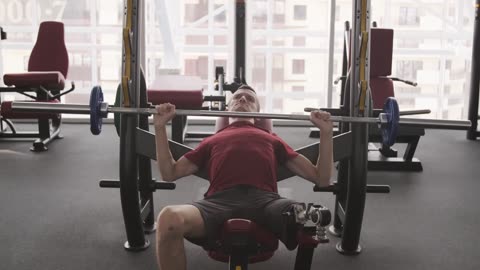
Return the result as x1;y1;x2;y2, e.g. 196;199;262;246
11;86;471;147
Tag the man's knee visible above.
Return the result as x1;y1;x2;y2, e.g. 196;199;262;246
157;206;186;240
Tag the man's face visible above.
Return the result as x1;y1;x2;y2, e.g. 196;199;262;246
228;89;260;112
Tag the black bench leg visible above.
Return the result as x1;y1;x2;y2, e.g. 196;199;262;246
31;117;62;152
31;118;50;151
403;136;420;161
294;246;314;270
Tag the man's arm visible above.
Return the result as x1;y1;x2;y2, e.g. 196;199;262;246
285;110;333;187
154;104;199;182
285;134;333;187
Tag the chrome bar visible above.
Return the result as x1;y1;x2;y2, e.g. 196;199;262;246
303;107;430;116
110;107;382;123
397;109;431;116
12;101;382;123
176;109;312;121
13;101;470;129
109;106;154;115
176;109;380;123
399;118;471;130
12;101;91;114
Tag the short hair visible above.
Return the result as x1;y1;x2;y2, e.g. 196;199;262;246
236;84;256;93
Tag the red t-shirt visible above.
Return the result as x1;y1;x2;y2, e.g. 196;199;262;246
184;121;299;197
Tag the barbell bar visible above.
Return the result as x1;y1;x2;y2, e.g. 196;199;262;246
304;107;432;116
86;107;472;130
10;99;471;129
11;100;471;132
11;99;384;122
10;86;471;147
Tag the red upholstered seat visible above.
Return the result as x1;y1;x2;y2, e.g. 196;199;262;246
3;71;65;90
147;89;204;109
2;21;69;91
1;100;60;119
206;219;278;263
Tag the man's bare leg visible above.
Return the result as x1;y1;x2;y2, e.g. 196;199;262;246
156;205;206;270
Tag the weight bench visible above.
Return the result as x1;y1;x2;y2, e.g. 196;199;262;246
0;21;74;151
310;27;425;171
190;118;330;269
367;28;425;171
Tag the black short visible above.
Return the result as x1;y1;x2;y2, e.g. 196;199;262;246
187;184;297;249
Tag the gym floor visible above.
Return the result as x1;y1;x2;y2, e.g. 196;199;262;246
1;123;479;270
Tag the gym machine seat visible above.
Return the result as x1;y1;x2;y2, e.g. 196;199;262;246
205;219;279;264
0;21;74;151
203;217;329;270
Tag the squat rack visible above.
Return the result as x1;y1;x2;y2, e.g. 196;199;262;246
106;0;377;255
105;0;379;255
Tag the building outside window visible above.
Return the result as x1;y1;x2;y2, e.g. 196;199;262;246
293;5;307;21
292;59;305;75
396;60;423;81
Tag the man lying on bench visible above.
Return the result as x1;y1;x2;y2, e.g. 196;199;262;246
153;85;333;270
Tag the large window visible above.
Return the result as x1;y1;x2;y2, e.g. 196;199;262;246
332;0;474;120
0;0;476;120
0;0;123;105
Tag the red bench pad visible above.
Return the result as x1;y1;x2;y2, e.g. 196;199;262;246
3;71;65;90
147;89;203;109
